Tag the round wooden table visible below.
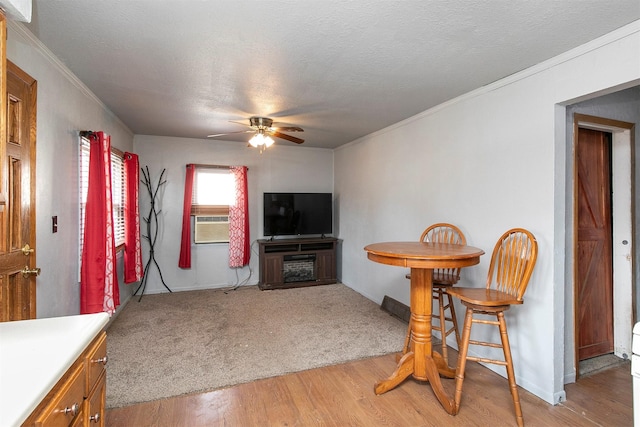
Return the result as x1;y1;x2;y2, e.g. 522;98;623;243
364;241;484;415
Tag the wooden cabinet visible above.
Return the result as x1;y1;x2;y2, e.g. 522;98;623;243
84;373;105;426
33;363;85;427
22;331;108;427
258;238;337;290
84;332;107;426
262;253;284;286
315;249;336;282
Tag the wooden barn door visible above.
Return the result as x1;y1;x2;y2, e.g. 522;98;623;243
576;127;614;360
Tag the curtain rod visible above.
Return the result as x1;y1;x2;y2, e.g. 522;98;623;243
191;164;248;171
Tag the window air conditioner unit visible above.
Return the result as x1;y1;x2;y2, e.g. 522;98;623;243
194;215;229;243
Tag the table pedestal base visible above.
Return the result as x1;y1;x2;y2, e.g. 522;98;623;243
373;268;458;415
374;349;457;414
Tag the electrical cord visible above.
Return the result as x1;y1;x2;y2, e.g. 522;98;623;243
225;240;259;293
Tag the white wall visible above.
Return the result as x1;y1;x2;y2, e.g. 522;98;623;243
134;135;334;294
334;21;640;405
6;22;135;318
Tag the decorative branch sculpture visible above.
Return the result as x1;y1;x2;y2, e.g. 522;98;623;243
135;166;172;300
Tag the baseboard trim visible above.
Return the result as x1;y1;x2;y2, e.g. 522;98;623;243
380;295;410;324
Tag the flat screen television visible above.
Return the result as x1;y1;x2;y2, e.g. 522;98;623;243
263;192;333;237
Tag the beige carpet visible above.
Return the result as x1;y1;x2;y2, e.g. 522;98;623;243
106;284;406;408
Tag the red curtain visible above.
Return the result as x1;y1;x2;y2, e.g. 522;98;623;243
229;166;250;267
178;164;195;268
81;131;120;315
123;152;143;283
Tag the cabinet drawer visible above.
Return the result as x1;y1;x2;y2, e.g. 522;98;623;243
85;373;105;426
35;363;85;427
85;332;107;396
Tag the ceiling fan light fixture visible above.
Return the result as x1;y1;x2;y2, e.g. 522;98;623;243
264;135;275;147
208;116;304;147
249;133;261;147
249;130;274;148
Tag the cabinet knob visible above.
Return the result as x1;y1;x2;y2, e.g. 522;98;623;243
93;355;108;365
90;413;101;423
62;402;79;417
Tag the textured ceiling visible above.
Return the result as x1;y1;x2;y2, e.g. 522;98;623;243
24;1;640;149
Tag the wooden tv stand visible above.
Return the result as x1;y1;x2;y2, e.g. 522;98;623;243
258;237;337;290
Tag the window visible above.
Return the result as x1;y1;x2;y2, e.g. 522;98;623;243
79;136;126;253
191;167;236;216
191;166;236;243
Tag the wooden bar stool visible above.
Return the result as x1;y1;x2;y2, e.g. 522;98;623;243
401;223;466;365
447;228;538;427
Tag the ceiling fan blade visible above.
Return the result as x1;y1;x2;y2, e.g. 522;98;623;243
272;131;304;144
207;130;253;138
273;126;304;132
271;122;304;132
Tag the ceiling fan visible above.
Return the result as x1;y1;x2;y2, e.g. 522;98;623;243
207;117;304;148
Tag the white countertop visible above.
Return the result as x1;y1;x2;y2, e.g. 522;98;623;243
0;313;109;427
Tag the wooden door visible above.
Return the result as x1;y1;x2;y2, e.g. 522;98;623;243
0;60;38;321
576;127;613;360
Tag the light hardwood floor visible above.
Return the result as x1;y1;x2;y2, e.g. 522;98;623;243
106;351;632;426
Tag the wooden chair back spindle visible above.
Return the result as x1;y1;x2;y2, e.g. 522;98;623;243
486;228;538;300
421;223;467;285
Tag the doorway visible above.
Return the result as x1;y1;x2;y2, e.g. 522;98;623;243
573;113;634;376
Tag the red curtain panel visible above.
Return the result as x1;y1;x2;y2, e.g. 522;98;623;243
229;166;250;267
178;164;195;268
80;131;120;315
123;152;143;283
